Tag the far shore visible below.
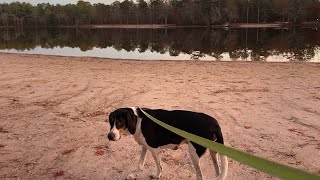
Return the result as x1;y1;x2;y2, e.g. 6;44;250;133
0;22;319;29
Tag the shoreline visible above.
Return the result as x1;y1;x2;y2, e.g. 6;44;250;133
0;53;319;179
1;22;319;29
0;52;319;63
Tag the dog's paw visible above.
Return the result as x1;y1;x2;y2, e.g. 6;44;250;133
125;172;139;180
149;173;161;179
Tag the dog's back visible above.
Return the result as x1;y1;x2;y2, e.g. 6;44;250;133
138;108;224;157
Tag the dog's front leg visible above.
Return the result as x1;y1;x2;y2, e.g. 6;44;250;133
126;146;147;179
149;148;162;179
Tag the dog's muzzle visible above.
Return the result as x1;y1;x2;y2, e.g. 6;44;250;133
108;132;121;141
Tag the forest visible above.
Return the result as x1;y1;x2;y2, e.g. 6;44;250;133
0;0;319;26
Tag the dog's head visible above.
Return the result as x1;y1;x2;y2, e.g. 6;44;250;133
107;108;138;141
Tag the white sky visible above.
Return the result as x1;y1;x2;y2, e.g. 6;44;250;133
0;0;120;5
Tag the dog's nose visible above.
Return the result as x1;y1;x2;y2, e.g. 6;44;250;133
108;133;115;140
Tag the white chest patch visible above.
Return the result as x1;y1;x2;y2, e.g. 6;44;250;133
130;107;147;146
133;118;145;145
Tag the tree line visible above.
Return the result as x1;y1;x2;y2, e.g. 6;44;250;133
0;0;319;27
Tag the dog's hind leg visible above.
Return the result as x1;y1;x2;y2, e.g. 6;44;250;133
210;150;220;176
188;143;204;180
126;146;147;180
149;148;163;179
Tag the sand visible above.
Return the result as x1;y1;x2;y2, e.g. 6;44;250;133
0;53;319;179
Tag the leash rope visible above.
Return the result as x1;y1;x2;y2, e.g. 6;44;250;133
140;108;319;180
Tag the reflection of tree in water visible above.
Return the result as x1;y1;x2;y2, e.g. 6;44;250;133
190;51;206;60
169;48;181;56
0;27;319;61
285;30;316;61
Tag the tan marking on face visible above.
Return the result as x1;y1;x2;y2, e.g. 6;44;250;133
110;122;121;140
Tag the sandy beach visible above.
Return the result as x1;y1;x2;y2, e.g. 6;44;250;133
0;53;319;179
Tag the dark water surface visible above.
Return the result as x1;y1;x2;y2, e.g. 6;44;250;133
0;27;319;62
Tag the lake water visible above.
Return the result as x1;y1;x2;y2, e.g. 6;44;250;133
0;27;319;62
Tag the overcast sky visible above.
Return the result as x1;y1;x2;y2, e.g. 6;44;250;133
0;0;120;5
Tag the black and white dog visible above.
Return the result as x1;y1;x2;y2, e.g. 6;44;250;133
107;107;228;180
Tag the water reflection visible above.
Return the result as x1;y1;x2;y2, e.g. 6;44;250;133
0;27;319;62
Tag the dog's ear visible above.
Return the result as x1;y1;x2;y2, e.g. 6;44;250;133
107;111;114;123
126;110;137;134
